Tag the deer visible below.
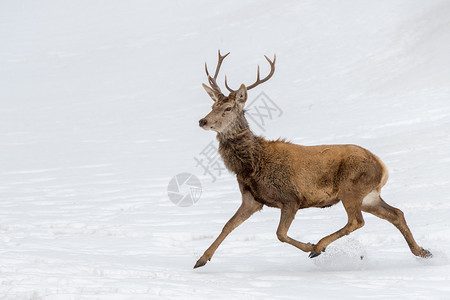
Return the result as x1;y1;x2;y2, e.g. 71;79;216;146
194;50;431;269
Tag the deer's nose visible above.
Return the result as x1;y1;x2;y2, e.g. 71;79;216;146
199;119;207;127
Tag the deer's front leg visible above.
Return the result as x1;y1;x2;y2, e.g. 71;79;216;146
276;204;314;252
194;190;263;269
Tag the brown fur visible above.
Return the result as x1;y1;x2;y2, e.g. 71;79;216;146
194;53;431;269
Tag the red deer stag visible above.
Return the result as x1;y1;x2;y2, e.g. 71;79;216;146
194;50;431;269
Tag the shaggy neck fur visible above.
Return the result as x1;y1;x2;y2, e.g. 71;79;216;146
217;113;264;177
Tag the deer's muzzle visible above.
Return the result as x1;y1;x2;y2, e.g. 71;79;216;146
199;118;207;128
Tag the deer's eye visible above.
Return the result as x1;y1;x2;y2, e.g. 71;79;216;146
225;107;232;112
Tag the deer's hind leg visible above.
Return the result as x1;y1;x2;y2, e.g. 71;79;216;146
361;192;431;258
309;190;365;258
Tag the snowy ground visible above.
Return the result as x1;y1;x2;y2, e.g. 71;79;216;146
1;0;450;299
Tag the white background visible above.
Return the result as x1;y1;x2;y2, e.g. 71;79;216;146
1;0;450;299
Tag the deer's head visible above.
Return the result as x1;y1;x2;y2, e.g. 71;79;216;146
199;51;276;134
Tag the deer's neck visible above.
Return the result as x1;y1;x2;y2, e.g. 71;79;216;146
217;117;263;177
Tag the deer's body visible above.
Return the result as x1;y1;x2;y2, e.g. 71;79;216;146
220;130;386;210
194;51;431;269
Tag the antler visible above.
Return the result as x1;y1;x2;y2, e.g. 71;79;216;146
205;50;230;94
225;54;276;92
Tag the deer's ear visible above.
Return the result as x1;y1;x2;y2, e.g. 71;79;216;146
202;83;219;102
236;84;247;106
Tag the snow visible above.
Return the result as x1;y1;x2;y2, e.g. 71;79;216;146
1;0;450;299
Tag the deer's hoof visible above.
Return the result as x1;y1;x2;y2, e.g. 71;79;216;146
309;250;322;258
420;248;432;258
193;259;207;269
193;256;211;269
